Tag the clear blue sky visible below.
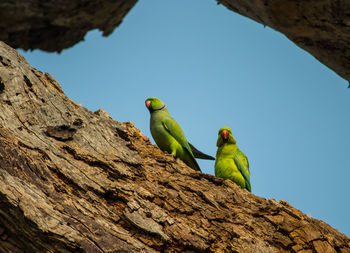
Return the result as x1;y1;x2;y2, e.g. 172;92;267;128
20;0;350;236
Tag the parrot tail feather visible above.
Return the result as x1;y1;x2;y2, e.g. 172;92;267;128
188;143;215;160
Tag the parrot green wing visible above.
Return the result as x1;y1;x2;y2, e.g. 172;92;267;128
233;148;251;192
161;118;201;171
161;118;191;152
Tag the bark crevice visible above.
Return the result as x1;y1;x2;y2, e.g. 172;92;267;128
0;41;349;252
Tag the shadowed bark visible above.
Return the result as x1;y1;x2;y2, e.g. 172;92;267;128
1;1;350;83
0;0;137;52
1;0;349;83
0;41;349;252
217;0;350;82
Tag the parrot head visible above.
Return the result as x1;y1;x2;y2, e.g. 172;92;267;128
217;126;236;147
145;97;166;113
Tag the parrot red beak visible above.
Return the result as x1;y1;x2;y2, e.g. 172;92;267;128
145;100;151;108
222;130;229;139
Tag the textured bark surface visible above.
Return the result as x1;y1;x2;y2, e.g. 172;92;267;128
1;1;349;82
218;0;350;81
0;41;349;252
0;0;137;52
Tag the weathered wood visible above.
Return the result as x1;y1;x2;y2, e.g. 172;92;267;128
218;0;350;82
1;1;350;83
0;0;137;52
0;41;349;252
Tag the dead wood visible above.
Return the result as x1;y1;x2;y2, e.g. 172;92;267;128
0;41;349;252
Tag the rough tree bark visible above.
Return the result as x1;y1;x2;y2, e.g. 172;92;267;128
1;1;349;83
0;0;137;52
0;42;349;252
217;0;350;82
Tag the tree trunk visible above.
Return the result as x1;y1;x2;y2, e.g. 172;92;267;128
217;0;350;82
2;0;349;83
0;0;137;52
0;41;349;252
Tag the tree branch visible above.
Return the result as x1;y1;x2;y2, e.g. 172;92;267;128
0;41;349;252
0;0;137;52
218;0;350;81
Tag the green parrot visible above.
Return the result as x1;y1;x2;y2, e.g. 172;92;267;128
145;97;214;171
215;127;251;192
